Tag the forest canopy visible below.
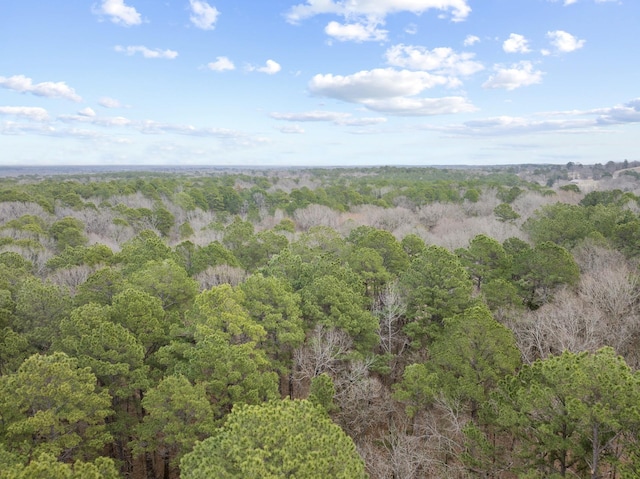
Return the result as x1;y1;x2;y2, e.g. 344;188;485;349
1;161;640;478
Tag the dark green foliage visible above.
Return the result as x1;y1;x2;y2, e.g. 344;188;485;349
559;183;580;193
512;241;580;308
132;374;215;466
494;202;520;222
46;244;113;270
182;241;239;275
496;186;523;204
395;305;520;418
126;259;198;312
0;352;113;461
457;234;509;290
0;452;120;479
493;348;640;477
347;226;409;276
400;245;474;344
523;203;591;248
309;373;337;413
301;275;379;352
49;217;88;251
239;275;305;374
180;399;367;479
116;230;174;273
75;267;125;306
12;278;72;351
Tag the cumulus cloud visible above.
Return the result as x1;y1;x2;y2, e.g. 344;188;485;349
309;68;475;116
94;0;142;26
286;0;472;24
360;96;476;116
463;35;480;46
503;33;531;53
78;107;97;117
309;68;452;102
547;30;585;53
483;61;543;90
189;0;219;30
247;59;281;74
590;98;640;124
385;44;484;76
98;97;122;108
0;75;82;102
0;106;50;121
207;56;235;71
270;110;387;126
325;20;388;42
115;45;178;59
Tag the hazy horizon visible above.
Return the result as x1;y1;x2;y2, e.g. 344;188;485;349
2;1;639;167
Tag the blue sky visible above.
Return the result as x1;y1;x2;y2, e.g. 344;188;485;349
1;0;638;167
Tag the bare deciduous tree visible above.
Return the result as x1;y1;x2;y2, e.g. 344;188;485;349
293;204;340;231
374;281;409;362
48;264;97;293
292;325;352;397
194;264;247;290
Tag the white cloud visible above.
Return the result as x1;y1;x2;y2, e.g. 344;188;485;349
286;0;472;24
309;68;453;102
59;113;132;127
548;0;616;5
0;106;50;121
325;20;388;42
98;97;122;108
207;56;235;71
78;107;96;117
385;44;483;76
276;124;305;134
94;0;142;26
483;61;543;90
405;23;418;35
547;30;585;53
189;0;220;30
424;115;594;136
419;98;640;137
590;98;640;124
248;59;281;75
0;75;82;102
360;96;476;116
463;35;480;46
503;33;531;53
309;68;475;116
115;45;178;59
270;110;387;125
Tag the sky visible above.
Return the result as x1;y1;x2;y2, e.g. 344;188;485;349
1;0;639;167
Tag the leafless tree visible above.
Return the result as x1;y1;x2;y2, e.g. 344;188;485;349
0;201;51;225
292;325;352;397
48;264;97;293
333;358;394;440
462;190;501;217
1;244;55;276
194;264;247;290
374;281;409;362
416;202;465;230
293;204;340;231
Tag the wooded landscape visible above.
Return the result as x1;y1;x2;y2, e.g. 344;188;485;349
1;161;640;478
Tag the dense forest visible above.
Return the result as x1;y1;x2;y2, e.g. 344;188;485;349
1;161;640;478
